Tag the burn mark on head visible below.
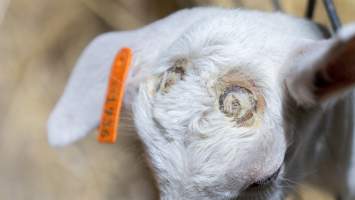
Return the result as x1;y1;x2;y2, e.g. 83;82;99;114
216;71;265;127
158;58;188;93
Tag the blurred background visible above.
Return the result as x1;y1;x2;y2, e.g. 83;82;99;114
0;0;354;199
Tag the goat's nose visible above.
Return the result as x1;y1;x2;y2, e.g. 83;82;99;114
247;166;282;189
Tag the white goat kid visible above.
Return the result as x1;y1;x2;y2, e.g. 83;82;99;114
48;7;355;200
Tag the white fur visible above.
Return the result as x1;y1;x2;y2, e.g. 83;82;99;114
47;7;355;200
48;7;223;146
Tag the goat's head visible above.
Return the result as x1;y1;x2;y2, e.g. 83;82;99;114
47;8;355;200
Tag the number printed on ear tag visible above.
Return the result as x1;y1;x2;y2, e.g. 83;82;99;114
98;48;133;143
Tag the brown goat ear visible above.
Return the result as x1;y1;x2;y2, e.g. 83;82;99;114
313;34;355;100
286;24;355;106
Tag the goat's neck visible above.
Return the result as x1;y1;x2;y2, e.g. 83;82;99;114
287;92;355;192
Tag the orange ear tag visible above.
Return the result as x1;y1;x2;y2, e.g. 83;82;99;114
97;48;133;143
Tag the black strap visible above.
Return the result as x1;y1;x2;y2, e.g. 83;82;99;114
305;0;342;32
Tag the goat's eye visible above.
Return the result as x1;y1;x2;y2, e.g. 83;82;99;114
219;86;257;125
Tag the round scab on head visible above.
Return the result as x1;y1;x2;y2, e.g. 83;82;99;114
157;58;188;93
216;71;265;127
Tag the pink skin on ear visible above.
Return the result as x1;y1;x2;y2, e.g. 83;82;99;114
287;24;355;106
313;37;355;100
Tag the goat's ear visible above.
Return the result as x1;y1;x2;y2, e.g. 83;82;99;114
286;24;355;106
47;32;142;147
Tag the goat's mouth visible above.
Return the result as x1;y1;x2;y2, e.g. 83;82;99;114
249;167;281;188
237;166;283;199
